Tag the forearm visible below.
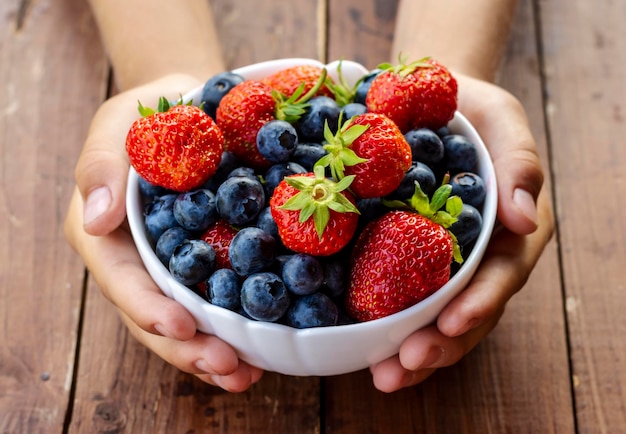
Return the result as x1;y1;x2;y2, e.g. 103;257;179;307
392;0;518;82
88;0;225;90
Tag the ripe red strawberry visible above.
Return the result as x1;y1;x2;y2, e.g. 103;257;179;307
261;65;334;99
345;182;464;321
200;219;239;270
126;98;224;191
366;57;458;132
269;166;359;256
216;69;328;169
318;112;412;198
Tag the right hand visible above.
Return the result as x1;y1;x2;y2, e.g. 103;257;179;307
65;74;264;392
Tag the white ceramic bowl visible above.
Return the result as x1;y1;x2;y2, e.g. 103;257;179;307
126;58;498;376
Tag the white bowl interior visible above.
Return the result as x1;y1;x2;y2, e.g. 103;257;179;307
126;58;498;376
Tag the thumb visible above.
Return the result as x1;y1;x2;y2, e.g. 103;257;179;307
75;74;204;235
457;76;544;235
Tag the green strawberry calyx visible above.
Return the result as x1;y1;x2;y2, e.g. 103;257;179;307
137;95;194;117
326;60;357;107
315;114;369;182
384;175;464;264
279;165;360;239
274;68;330;123
377;54;433;78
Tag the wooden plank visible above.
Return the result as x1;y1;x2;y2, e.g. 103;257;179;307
68;1;325;432
324;0;575;432
0;0;108;432
539;0;626;431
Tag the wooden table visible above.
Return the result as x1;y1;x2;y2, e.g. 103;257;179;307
2;0;625;432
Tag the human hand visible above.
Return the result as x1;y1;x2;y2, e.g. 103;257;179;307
64;74;263;392
369;74;555;392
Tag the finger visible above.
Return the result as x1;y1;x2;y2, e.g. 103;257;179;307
66;189;197;340
457;75;544;235
370;356;436;393
437;188;554;337
76;74;203;236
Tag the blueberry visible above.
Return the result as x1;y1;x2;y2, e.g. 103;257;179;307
229;227;276;276
156;227;191;266
354;69;383;105
357;197;388;224
227;166;257;180
256;207;279;241
200;71;245;119
256;120;299;163
169;239;216;286
404;128;445;167
281;254;324;295
321;257;348;298
449;204;483;248
450;172;486;208
436;125;451;137
144;194;179;244
284;293;338;328
138;176;170;199
340;102;367;124
202;151;240;193
263;162;307;198
443;134;479;174
216;176;265;225
173;189;218;232
296;96;341;142
387;161;437;200
205;268;241;311
292;143;327;172
240;272;290;322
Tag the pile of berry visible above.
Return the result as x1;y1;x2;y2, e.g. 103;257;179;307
126;58;487;328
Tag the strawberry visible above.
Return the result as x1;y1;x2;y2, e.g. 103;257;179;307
200;219;239;270
216;69;328;169
318;112;412;198
269;166;359;256
366;57;458;132
125;98;224;191
261;65;334;99
345;181;464;321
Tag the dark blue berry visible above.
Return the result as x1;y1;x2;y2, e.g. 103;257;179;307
443;134;479;174
321;258;348;298
387;161;437;200
284;293;338;328
216;176;265;225
436;125;451;137
202;151;240;193
229;227;276;276
156;227;191;266
256;207;279;241
138;176;170;199
449;204;483;248
340;102;367;124
296;96;340;142
281;254;324;295
227;166;257;180
450;172;486;208
144;194;179;244
292;143;327;172
354;69;383;105
240;272;290;322
356;197;388;224
256;120;298;163
200;71;245;119
173;189;218;232
205;268;241;311
169;239;216;286
404;128;445;166
263;162;307;198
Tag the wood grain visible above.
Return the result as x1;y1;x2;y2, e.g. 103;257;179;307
0;0;107;432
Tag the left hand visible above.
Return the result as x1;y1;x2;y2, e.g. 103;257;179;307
369;74;555;392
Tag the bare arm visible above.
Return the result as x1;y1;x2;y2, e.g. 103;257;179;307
392;0;518;82
87;0;225;90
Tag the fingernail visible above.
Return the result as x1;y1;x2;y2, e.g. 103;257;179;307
84;186;111;226
513;188;538;226
419;346;445;369
154;323;175;339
